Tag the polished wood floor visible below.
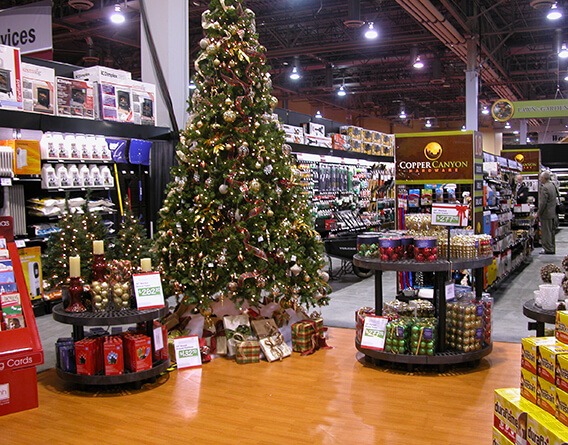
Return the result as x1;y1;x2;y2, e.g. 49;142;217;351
4;327;521;445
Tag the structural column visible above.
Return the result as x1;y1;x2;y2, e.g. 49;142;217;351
465;38;479;131
140;0;189;131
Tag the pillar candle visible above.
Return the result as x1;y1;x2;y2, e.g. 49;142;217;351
69;255;81;278
141;258;152;272
93;240;104;255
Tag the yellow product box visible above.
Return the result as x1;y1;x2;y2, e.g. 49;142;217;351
1;139;41;176
363;141;373;154
557;354;568;392
556;311;568;345
351;139;362;152
17;246;43;301
527;409;568;445
557;387;568;427
340;125;363;140
537;376;557;416
493;388;535;444
492;427;514;445
521;368;538;404
521;337;558;374
372;131;383;144
362;129;374;142
538;344;568;385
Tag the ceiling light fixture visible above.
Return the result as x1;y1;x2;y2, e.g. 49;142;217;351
399;109;406;119
481;105;490;115
461;125;466;132
559;43;568;58
289;66;301;80
337;85;347;97
565;73;568;81
110;4;125;24
425;119;432;128
547;3;562;20
189;79;197;90
504;122;511;129
413;56;424;69
315;110;323;119
365;22;378;40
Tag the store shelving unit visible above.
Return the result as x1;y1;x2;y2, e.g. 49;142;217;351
52;304;169;385
353;255;493;368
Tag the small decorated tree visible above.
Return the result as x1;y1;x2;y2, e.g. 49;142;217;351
154;0;330;312
113;200;153;269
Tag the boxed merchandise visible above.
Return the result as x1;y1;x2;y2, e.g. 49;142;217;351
223;314;251;357
1;292;25;330
0;44;22;110
493;388;534;444
103;335;124;375
537;376;556;415
21;62;55;114
362;129;374;142
56;77;95;119
73;65;131;83
537;344;568;384
340;125;363;140
282;124;304;144
557;354;568;392
18;246;42;301
331;133;351;151
556;311;568;344
557;387;568;427
0;139;40;176
123;333;152;372
130;80;156;126
304;134;332;148
521;336;557;374
351;139;362;152
302;122;325;137
527;410;568;445
492;427;514;445
56;338;76;373
75;337;103;375
521;367;537;403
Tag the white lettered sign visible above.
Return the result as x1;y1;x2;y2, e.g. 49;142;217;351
360;315;388;351
173;335;202;369
431;203;469;227
132;271;165;310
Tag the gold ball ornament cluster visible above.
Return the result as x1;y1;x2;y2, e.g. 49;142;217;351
90;281;110;311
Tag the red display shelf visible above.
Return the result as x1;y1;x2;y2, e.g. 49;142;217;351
0;216;44;416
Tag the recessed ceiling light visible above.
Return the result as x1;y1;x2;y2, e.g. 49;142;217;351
365;22;378;40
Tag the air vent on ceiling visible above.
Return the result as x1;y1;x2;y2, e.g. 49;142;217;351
529;0;555;9
344;19;365;29
68;0;94;11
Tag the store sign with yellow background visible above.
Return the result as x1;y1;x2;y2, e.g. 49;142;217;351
501;148;541;175
492;98;568;121
395;133;474;183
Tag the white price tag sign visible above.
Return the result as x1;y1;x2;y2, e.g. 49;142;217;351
14;239;26;248
431;203;469;227
173;335;202;369
132;272;165;310
445;281;456;301
360;315;388;351
153;327;164;351
0;178;12;186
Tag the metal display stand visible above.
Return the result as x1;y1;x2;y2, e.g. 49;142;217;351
353;255;493;368
522;299;557;337
52;304;169;386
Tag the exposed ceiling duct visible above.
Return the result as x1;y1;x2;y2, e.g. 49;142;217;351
344;0;365;29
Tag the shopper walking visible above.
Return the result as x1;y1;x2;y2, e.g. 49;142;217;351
514;174;530;204
538;170;558;254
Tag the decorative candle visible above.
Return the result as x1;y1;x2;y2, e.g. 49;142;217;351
93;240;104;255
69;255;81;278
141;258;152;272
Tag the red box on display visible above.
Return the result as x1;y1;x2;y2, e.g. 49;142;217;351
0;217;44;416
123;333;152;372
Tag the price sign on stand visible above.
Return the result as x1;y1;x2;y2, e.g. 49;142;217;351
360;316;388;351
173;335;202;369
431;203;469;227
132;272;165;310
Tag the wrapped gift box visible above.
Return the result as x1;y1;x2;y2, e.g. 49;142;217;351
259;333;291;362
234;334;260;364
251;318;280;339
291;318;327;355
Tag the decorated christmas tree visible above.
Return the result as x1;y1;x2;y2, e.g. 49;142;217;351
113;199;153;269
43;199;109;289
154;0;330;311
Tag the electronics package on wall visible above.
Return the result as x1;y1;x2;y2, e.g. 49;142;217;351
55;77;95;119
21;62;55;115
131;79;156;125
0;44;23;110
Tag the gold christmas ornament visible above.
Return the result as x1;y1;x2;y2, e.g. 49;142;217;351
225;98;233;106
223;110;237;123
237;253;244;262
228;281;238;291
250;179;261;192
266;209;274;217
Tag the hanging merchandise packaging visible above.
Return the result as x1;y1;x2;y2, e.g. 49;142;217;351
129;139;152;166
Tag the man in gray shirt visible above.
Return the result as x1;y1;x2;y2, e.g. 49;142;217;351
537;170;558;254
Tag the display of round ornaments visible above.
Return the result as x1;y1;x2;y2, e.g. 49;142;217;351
90;280;111;311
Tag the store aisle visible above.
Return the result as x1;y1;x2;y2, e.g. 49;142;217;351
320;228;568;343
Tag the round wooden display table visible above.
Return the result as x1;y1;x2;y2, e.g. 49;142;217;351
522;299;557;337
52;304;170;386
353;255;494;369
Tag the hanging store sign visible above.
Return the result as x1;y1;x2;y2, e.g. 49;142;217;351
0;0;52;55
492;98;568;121
395;132;475;183
501;148;541;175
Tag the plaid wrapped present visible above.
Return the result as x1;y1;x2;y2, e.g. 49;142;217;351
355;307;375;344
291;318;330;355
234;334;260;364
251;318;280;339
